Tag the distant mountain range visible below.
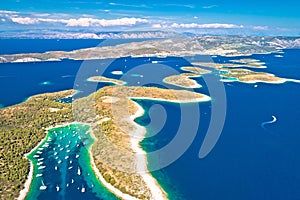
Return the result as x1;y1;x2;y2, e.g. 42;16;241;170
0;30;299;40
0;30;181;39
0;35;300;63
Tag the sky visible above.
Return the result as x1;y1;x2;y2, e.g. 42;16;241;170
0;0;300;37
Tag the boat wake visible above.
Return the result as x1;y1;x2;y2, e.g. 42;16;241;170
261;115;277;131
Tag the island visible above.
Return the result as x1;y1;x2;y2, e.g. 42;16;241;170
192;62;243;69
163;73;202;88
162;66;212;88
180;66;211;75
73;85;210;199
87;76;127;85
0;36;300;63
192;61;266;69
111;71;124;75
0;84;210;200
220;68;287;83
186;62;300;84
228;58;267;68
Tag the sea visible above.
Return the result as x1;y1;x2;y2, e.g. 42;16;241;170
1;39;300;200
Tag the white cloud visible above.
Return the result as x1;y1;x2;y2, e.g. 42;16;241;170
170;23;244;29
3;9;281;36
202;5;218;9
163;4;195;9
0;10;19;14
31;13;50;17
152;24;162;28
10;16;148;27
11;17;39;25
183;5;195;9
252;26;269;30
62;17;148;27
109;2;150;8
171;23;198;28
199;23;243;29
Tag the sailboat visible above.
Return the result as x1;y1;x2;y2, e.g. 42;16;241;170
81;185;85;193
37;162;43;166
77;167;81;175
40;180;47;190
38;166;46;170
56;184;60;192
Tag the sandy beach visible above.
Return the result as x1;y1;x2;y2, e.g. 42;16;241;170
130;101;168;200
17;125;56;200
88;143;140;200
131;95;211;104
17;156;34;200
90;105;168;200
87;123;142;200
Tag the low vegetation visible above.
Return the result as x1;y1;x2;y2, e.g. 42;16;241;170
163;73;201;88
0;90;75;200
221;68;286;83
0;84;209;200
87;76;126;85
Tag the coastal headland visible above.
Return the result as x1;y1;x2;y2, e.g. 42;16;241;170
0;83;210;200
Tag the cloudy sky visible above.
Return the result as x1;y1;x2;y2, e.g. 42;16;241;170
1;0;300;37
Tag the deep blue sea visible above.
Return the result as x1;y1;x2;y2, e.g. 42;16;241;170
1;40;300;200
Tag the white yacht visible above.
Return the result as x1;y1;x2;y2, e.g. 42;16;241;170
39;180;47;190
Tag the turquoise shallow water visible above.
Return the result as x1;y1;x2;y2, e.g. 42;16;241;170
26;124;118;200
